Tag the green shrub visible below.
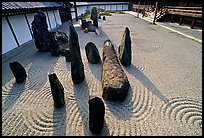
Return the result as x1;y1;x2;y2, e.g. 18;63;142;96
99;11;112;16
116;11;125;14
83;10;91;19
97;8;105;14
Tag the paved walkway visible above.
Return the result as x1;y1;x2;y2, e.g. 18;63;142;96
2;13;202;136
126;11;202;43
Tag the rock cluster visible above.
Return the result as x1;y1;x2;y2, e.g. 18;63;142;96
81;19;97;32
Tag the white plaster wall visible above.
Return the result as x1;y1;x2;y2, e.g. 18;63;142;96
71;6;88;19
123;4;128;10
117;5;123;10
111;5;117;11
47;10;56;29
99;5;105;9
106;5;111;11
54;10;62;27
8;15;32;45
2;17;18;54
44;11;51;30
26;13;36;34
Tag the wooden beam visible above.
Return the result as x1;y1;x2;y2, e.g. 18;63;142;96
167;10;202;18
168;9;202;14
165;6;202;10
190;18;196;29
74;2;78;21
170;14;174;23
179;16;183;25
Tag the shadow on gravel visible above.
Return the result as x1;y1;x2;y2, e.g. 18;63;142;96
124;64;170;105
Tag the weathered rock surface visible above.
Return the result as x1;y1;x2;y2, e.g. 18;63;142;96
31;10;52;51
9;62;27;83
102;40;130;101
48;73;65;108
85;42;101;64
50;31;69;56
51;31;69;48
91;7;98;28
119;27;132;66
69;21;85;84
64;49;71;62
81;18;96;32
89;96;105;134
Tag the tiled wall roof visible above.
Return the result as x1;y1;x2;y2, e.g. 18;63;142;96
2;2;64;10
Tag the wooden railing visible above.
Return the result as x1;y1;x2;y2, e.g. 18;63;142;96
165;6;202;18
165;6;202;28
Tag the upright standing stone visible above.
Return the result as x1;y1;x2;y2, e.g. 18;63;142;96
102;40;130;101
119;27;132;66
48;73;65;108
89;96;105;134
9;62;27;83
91;7;98;28
102;16;106;20
85;42;101;64
31;10;52;51
69;21;85;84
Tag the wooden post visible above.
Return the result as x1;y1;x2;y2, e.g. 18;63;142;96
170;15;174;23
66;2;73;23
190;18;196;29
137;2;140;17
179;16;183;25
74;2;78;21
153;2;158;24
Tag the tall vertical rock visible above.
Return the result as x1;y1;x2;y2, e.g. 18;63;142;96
31;10;52;51
48;73;65;108
90;7;98;28
119;27;132;66
69;21;85;84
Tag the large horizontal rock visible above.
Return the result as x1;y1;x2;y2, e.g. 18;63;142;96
102;40;130;101
9;62;27;83
89;96;105;134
